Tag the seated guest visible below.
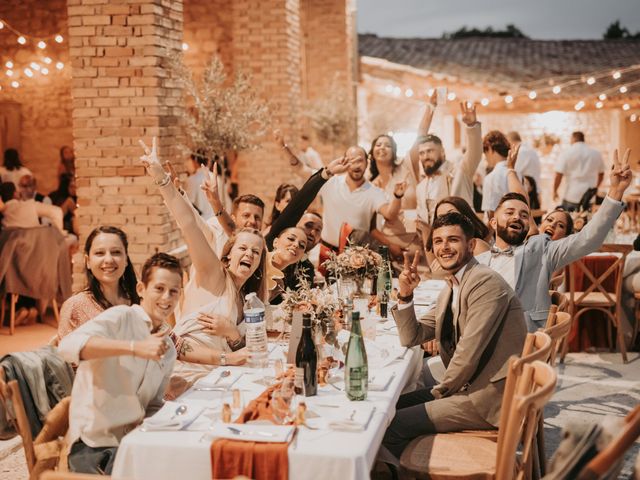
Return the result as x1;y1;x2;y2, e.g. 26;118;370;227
58;253;181;475
49;173;78;236
262;183;298;235
58;226;140;339
383;213;526;459
0;148;32;186
268;226;307;303
0;181;63;231
18;174;51;204
183;150;214;220
58;145;76;178
141;138;264;381
477;148;632;331
282;210;323;289
540;208;573;240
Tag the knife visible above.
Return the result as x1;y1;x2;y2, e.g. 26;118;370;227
227;426;276;438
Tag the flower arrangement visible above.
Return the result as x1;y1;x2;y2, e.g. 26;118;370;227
279;277;340;328
322;245;383;280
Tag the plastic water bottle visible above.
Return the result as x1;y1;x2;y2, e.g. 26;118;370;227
243;292;268;368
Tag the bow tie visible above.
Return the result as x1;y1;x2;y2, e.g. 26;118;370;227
490;246;515;257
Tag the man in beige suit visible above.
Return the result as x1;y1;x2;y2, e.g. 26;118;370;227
382;212;527;458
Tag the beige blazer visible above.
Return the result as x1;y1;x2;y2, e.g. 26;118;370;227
392;258;527;426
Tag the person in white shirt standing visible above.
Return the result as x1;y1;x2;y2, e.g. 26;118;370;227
553;131;605;211
58;253;182;475
481;130;521;216
299;133;324;171
183;151;214;220
506;131;541;185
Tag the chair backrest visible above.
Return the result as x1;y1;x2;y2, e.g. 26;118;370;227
31;397;71;480
41;472;109;480
577;405;640;480
519;331;553;366
550;290;568;313
565;244;631;306
495;360;557;480
544;304;559;330
543;312;572;366
0;374;36;472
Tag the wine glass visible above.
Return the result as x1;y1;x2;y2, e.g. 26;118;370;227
271;388;294;424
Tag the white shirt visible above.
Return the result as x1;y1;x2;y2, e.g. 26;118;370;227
415;161;455;224
514;144;541;184
475;245;522;289
555;142;605;203
481;161;522;212
300;147;324;171
1;199;63;231
185;169;214;220
58;304;176;448
319;175;387;247
0;166;32;186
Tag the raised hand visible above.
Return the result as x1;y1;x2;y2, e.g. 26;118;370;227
459;101;477;126
393;180;408;199
201;162;223;210
506;143;521;170
398;251;421;298
273;129;286;148
428;88;438;108
163;160;182;189
134;332;170;361
138;137;166;183
327;155;348;176
608;148;632;200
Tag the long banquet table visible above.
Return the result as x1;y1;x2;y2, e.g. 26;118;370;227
112;280;445;480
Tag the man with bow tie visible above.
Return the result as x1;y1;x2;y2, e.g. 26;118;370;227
476;148;633;331
382;212;526;459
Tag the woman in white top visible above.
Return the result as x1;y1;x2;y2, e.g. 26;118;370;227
140;138;266;383
0;148;32;186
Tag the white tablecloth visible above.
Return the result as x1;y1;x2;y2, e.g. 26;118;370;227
112;281;445;480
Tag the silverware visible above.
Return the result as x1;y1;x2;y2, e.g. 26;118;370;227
227;426;275;438
313;403;340;408
327;381;342;391
348;410;357;421
214;370;231;384
170;404;188;420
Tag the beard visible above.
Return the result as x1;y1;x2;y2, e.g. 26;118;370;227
423;158;444;176
496;220;528;246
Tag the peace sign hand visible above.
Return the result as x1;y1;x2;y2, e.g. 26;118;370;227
201;162;223;209
506;143;521;170
398;251;421;298
609;148;632;199
459;101;477;126
138;137;166;184
428;88;438;109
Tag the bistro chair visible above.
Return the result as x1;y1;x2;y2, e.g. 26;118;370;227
41;472;109;480
561;245;632;363
400;359;557;480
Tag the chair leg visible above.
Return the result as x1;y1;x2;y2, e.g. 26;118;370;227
10;293;18;335
0;294;5;329
51;298;60;326
615;317;628;364
536;415;546;477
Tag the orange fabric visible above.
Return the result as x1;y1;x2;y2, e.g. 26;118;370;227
210;379;293;480
338;223;354;253
567;255;617;352
318;243;337;277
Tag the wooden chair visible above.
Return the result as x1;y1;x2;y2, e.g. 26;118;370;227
562;245;632;363
0;371;70;479
41;472;109;480
576;405;640;480
543;312;572;367
400;359;557;480
549;290;568;314
0;294;61;335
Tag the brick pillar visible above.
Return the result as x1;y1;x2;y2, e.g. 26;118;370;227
230;0;304;203
67;0;184;288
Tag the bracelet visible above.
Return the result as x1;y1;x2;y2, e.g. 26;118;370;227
129;340;135;357
394;192;404;199
213;209;224;217
507;168;517;175
155;172;171;187
397;292;413;303
220;352;227;366
322;167;333;179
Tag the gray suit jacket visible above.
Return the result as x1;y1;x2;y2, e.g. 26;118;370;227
512;196;623;330
392;259;527;426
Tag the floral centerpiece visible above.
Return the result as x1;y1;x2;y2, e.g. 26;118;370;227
322;245;383;295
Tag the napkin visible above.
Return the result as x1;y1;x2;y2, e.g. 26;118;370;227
365;340;406;369
368;370;396;391
208;423;296;443
195;369;243;390
141;401;204;431
328;404;376;432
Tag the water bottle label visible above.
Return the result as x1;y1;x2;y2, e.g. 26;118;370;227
348;366;366;389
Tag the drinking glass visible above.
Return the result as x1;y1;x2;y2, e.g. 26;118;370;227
271;388;294;424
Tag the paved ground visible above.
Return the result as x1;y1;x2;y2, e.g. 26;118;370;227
1;352;638;479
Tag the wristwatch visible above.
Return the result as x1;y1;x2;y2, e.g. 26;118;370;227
397;292;414;303
220;352;227;366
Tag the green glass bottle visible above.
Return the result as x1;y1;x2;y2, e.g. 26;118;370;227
345;311;368;401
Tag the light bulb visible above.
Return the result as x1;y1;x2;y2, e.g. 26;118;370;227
181;42;189;51
612;71;621;80
552;85;562;94
5;61;13;68
598;93;607;101
393;86;401;96
622;104;630;111
480;98;490;106
630;114;638;122
528;90;537;100
574;100;585;111
56;62;64;70
447;92;456;101
17;36;26;45
586;77;596;85
55;34;63;43
504;95;513;104
43;57;52;64
24;68;34;78
30;62;40;71
37;41;46;49
620;86;628;93
384;85;393;93
11;81;19;88
405;88;413;98
595;101;603;109
41;67;49;75
0;21;4;29
6;69;13;77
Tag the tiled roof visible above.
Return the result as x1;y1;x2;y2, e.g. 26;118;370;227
358;34;640;98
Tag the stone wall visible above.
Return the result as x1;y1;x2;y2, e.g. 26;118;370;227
0;0;72;194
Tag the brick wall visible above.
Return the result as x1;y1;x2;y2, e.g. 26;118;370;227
0;0;72;194
67;0;185;287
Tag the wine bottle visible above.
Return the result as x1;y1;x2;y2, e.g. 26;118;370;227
376;246;392;318
345;311;368;401
295;313;318;396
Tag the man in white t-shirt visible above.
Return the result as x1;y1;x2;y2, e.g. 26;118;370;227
299;134;324;171
481;130;523;216
506;131;541;185
553;131;605;211
318;146;405;249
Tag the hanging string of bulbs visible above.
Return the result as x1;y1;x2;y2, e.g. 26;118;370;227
0;16;65;90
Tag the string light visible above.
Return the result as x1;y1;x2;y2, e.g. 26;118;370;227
613;71;621;80
504;95;513;104
595;101;603;109
631;114;638;122
181;42;189;51
11;80;19;88
481;98;489;106
620;86;628;93
528;90;537;99
393;86;401;96
405;88;414;97
55;34;63;43
43;57;52;64
0;21;4;29
586;77;596;85
599;93;607;101
447;92;456;101
574;100;585;111
56;61;64;70
5;61;13;69
17;35;26;45
622;103;630;111
30;62;40;71
23;68;33;78
37;40;46;49
5;69;13;77
552;85;562;94
41;67;48;75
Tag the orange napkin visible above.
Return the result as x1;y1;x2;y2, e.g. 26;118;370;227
210;378;293;480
